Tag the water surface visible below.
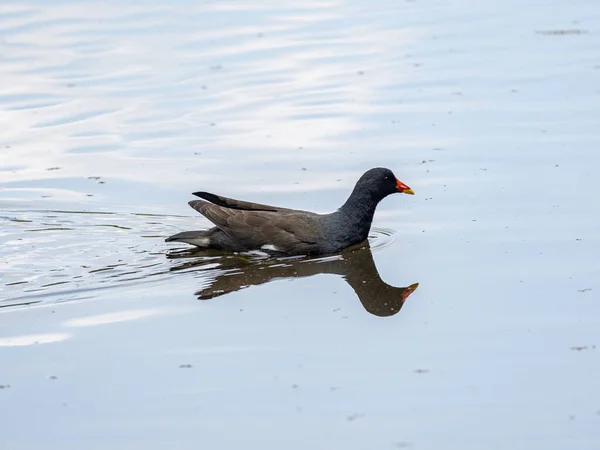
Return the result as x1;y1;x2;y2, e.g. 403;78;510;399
1;0;600;449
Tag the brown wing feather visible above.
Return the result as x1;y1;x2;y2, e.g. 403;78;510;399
189;200;320;253
192;191;298;212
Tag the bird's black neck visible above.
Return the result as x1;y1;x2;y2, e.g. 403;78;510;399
337;186;381;241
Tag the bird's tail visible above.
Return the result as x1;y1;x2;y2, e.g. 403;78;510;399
165;230;212;247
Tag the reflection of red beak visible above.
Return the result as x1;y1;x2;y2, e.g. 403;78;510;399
400;283;419;305
396;179;414;195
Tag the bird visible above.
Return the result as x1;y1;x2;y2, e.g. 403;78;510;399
166;167;414;256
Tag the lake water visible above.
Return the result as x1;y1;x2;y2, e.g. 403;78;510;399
1;0;599;448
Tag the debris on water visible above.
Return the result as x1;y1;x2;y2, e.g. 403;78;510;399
179;364;193;368
414;369;429;374
536;29;588;35
49;375;58;380
347;413;364;421
0;385;11;389
570;346;587;351
578;288;592;293
46;167;61;171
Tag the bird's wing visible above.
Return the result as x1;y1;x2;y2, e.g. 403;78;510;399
192;191;298;212
189;200;320;253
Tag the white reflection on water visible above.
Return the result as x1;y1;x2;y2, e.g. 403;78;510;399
0;332;70;346
0;0;425;198
64;308;163;327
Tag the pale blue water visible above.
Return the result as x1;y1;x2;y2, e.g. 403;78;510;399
1;0;600;449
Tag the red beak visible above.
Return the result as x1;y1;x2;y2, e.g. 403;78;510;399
396;179;414;195
401;283;419;304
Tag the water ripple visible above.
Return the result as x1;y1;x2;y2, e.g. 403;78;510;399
0;209;399;309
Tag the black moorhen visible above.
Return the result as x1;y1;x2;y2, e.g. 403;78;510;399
166;167;414;255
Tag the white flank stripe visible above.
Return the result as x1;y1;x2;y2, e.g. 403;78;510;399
261;244;281;252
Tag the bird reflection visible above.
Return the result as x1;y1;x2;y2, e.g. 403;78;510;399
167;242;418;317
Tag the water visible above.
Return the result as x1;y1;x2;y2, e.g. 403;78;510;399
1;0;600;448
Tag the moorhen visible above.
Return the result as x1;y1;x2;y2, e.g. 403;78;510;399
166;167;414;255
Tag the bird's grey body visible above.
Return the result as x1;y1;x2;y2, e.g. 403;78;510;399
166;167;414;256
